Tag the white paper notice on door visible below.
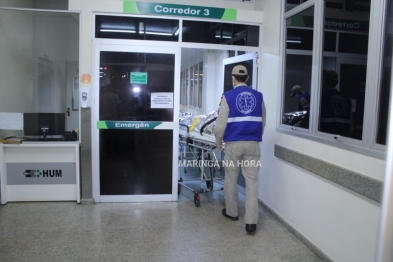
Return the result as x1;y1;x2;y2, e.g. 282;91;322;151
0;112;23;130
151;92;174;109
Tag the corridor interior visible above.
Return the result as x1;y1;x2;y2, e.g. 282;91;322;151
0;187;322;262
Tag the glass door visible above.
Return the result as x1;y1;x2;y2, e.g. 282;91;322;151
92;44;180;202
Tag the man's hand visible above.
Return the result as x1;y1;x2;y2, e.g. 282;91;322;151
217;144;224;151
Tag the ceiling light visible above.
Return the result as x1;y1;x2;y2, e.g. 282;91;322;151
215;35;232;39
287;36;301;43
100;29;136;33
141;31;173;36
287;40;301;43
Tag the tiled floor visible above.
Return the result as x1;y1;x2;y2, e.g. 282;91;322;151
0;182;322;262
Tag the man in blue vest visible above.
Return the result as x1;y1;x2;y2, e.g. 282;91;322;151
215;65;265;235
290;85;310;128
320;70;353;137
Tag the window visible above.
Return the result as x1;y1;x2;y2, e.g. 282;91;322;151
95;15;260;47
283;6;314;129
280;0;389;158
0;8;80;141
318;1;370;140
182;20;259;47
95;16;179;42
180;62;204;109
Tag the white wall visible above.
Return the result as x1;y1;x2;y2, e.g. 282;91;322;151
0;3;79;133
259;1;384;261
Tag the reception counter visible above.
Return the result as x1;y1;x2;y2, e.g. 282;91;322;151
0;142;80;204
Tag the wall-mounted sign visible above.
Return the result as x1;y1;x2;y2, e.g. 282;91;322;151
131;72;148;84
7;163;76;185
123;1;237;20
151;92;173;108
0;112;23;130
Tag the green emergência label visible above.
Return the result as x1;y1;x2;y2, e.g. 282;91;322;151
97;121;162;130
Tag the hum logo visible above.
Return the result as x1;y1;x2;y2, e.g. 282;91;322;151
23;170;62;178
42;170;62;177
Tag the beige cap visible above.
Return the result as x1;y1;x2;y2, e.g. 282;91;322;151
232;65;248;76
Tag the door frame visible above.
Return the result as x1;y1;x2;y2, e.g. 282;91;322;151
91;41;180;202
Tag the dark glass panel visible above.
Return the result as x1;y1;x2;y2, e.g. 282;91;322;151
99;51;174;122
95;15;179;42
286;28;313;51
283;6;314;130
99;50;175;196
182;20;259;47
100;129;173;195
338;33;368;54
324;31;336;52
283;54;312;129
319;1;370;139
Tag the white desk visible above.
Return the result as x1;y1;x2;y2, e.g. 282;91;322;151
0;142;80;204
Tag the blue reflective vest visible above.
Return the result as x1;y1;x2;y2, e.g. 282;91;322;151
223;85;263;142
320;89;352;135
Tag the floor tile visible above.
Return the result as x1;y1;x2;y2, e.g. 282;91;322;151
0;189;322;262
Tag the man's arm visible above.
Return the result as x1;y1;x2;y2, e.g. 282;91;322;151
214;96;229;151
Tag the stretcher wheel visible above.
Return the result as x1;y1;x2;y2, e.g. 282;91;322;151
194;194;201;207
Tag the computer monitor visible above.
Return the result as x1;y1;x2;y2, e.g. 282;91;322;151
23;113;65;139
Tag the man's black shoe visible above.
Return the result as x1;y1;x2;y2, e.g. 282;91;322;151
246;224;257;235
222;208;239;221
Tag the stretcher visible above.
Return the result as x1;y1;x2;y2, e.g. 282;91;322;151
178;124;224;207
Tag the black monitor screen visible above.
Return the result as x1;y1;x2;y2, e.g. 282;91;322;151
23;113;65;137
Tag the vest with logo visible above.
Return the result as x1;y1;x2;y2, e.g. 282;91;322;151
223;85;263;142
320;89;351;135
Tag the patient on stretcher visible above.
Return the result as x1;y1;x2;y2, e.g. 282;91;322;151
179;110;218;136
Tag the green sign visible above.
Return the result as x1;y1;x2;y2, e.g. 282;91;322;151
131;72;147;84
123;1;237;20
97;121;163;130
